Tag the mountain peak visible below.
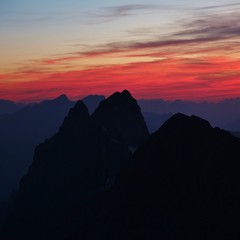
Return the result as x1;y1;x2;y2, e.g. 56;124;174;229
59;100;90;133
108;89;132;101
65;100;89;120
121;112;240;240
160;113;212;134
92;90;149;147
54;94;69;102
122;89;132;96
82;94;105;101
1;90;149;239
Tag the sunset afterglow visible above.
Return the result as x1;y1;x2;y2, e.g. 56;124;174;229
1;0;240;102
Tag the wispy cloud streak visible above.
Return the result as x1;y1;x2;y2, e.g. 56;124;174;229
2;4;240;102
86;4;174;23
197;2;240;10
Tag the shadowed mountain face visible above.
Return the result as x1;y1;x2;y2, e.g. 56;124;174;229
1;94;240;203
0;95;75;201
92;90;149;148
121;113;240;239
0;94;106;201
2;94;240;239
70;113;240;239
1;90;149;239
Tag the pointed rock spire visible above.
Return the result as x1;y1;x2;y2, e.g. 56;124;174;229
92;90;149;147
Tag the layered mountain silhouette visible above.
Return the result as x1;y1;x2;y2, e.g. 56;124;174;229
71;113;240;239
0;95;75;201
138;98;240;131
0;94;109;202
92;90;148;148
118;113;240;239
0;99;24;115
2;91;240;239
1;93;239;201
0;90;148;239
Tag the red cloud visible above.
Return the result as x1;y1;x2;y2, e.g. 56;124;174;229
2;55;240;102
2;6;240;103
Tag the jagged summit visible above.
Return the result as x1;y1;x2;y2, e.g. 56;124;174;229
104;89;133;101
121;112;240;239
94;90;137;110
54;94;69;102
2;105;240;239
59;100;90;133
1;90;149;240
92;90;149;147
122;89;131;94
62;100;89;125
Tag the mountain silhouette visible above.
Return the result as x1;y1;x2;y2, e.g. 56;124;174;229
92;90;149;148
2;95;240;239
138;98;240;131
0;90;149;239
1;94;240;202
69;113;240;239
0;99;24;115
0;95;74;201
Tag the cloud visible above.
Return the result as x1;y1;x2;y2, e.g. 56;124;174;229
85;2;240;24
3;5;240;103
3;54;240;103
197;2;240;10
7;6;239;74
176;12;240;39
79;8;240;59
86;4;173;24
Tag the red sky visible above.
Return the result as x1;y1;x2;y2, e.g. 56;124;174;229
1;1;240;102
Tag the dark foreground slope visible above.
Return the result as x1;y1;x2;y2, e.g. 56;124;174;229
74;113;240;240
0;95;75;201
2;99;240;239
0;90;148;239
121;113;240;239
0;94;104;202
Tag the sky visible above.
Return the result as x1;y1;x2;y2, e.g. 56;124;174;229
1;0;240;102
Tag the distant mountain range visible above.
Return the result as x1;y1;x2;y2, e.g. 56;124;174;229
0;100;25;115
0;90;149;239
0;94;106;202
1;91;240;239
0;95;75;201
142;111;172;133
138;98;240;132
1;94;240;201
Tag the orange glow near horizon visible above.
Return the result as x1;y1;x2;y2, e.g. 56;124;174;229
1;1;240;102
1;52;240;103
